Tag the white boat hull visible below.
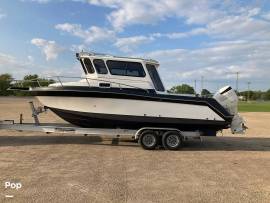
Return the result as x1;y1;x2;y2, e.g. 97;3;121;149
37;96;228;130
38;96;224;121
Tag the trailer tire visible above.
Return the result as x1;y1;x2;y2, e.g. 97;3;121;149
139;130;158;150
162;131;182;150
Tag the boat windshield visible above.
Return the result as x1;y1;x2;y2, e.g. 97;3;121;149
82;58;95;74
79;59;87;74
146;64;165;92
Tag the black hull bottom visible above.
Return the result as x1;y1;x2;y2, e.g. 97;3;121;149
50;107;230;132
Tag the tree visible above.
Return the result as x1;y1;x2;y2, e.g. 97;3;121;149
23;74;39;87
264;89;270;100
250;91;263;100
201;89;211;96
170;84;195;94
0;74;12;96
239;90;268;101
0;74;56;96
24;74;38;80
22;74;54;88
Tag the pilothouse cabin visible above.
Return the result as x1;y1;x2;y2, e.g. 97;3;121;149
57;52;166;92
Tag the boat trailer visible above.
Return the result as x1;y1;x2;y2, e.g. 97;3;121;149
0;101;202;150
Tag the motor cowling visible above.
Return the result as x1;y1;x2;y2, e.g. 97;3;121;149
214;86;247;134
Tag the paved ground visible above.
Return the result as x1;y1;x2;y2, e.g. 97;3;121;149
0;97;270;203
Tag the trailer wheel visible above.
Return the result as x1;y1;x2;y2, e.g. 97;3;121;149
139;130;158;150
162;131;182;150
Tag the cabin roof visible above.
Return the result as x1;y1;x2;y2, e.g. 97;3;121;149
76;51;159;65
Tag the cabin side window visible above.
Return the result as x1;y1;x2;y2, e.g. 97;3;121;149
83;58;95;74
146;64;165;92
93;59;108;74
106;60;146;77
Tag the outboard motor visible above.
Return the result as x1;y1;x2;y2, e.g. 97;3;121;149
214;86;247;134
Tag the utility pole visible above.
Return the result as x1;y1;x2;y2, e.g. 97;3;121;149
247;81;251;101
194;79;197;94
201;76;204;95
236;71;239;94
226;71;240;94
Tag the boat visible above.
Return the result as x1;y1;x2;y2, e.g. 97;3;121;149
11;52;246;135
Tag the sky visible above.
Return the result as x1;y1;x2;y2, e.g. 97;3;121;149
0;0;270;92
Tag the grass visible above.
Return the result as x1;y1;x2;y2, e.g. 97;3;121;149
238;101;270;112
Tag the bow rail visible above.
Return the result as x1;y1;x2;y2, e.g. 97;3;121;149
9;75;151;93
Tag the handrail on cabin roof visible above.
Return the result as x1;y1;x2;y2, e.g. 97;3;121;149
76;51;159;64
